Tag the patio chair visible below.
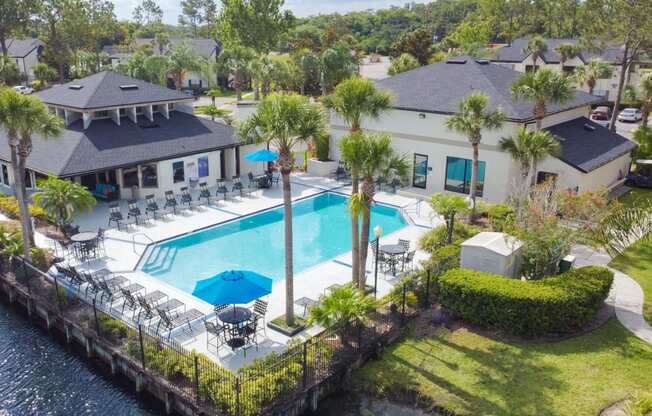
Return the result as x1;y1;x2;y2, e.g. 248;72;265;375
145;194;165;220
252;299;268;336
97;276;143;304
204;321;226;353
62;223;80;239
127;199;145;225
180;187;196;209
216;180;231;200
214;304;229;315
241;317;259;357
375;176;386;191
270;172;280;187
107;203;125;230
156;307;204;339
120;287;141;318
164;191;178;214
402;250;416;272
398;239;411;252
54;264;83;293
198;182;214;205
388;178;402;193
247;172;259;189
232;176;251;197
96;228;106;256
223;323;246;355
136;293;171;324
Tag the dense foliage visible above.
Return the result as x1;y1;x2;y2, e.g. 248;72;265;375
438;266;614;336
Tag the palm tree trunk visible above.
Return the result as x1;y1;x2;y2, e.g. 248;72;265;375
642;102;650;128
469;142;479;221
610;42;630;132
235;70;242;101
10;145;32;261
281;166;295;327
358;179;374;289
350;169;360;287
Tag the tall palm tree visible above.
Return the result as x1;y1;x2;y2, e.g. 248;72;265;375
322;78;392;286
357;133;409;287
554;43;580;74
445;93;505;220
167;42;205;90
217;46;255;101
33;176;96;233
238;93;326;327
574;59;613;95
0;89;63;260
499;127;560;186
511;68;573;131
523;36;548;70
628;73;652;128
205;87;222;106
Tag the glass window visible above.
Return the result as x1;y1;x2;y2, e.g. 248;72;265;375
172;161;185;183
412;154;428;189
24;171;33;188
140;164;158;188
445;156;486;197
1;165;8;186
123;167;139;188
198;156;209;178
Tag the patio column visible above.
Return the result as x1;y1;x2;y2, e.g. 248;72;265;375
159;104;170;120
82;112;93;129
127;106;137;124
224;148;236;180
144;105;154;122
110;109;120;126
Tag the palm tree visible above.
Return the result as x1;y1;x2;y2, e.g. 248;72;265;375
511;68;573;131
574;60;613;95
196;104;233;124
167;42;205;90
0;89;63;260
33;176;96;233
499;128;560;186
627;73;652;127
154;31;170;55
238;93;326;327
322;78;392;286
217;46;255;101
446;93;505;220
205;87;222;106
357;133;409;287
554;43;580;74
523;36;548;70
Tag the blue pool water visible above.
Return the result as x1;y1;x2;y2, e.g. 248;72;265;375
141;192;407;294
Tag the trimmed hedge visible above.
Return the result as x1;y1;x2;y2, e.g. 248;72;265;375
438;266;614;336
0;195;48;222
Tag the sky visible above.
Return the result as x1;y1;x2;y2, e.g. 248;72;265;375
111;0;431;24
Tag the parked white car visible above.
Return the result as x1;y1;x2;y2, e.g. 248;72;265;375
13;85;34;95
618;108;642;122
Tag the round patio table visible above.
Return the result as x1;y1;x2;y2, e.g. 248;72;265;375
70;232;98;243
70;232;99;262
218;306;252;325
380;244;407;275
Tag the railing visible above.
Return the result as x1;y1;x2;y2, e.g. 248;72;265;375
131;232;154;255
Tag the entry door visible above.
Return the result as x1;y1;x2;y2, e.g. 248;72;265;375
412;154;428;189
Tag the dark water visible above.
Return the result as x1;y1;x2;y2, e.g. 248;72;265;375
0;302;162;416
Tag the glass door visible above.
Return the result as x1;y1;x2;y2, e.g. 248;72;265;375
412;154;428;189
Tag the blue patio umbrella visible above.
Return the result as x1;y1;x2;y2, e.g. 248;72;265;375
192;270;272;305
244;149;278;162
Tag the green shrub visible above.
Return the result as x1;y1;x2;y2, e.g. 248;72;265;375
0;195;49;222
314;133;330;161
98;315;130;341
418;222;480;253
438;266;613;336
487;203;515;232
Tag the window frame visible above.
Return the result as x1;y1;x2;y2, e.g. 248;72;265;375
122;166;139;188
412;153;428;189
444;156;486;197
140;163;158;188
198;156;209;178
172;161;185;183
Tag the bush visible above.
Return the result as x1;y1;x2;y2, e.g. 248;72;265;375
314;133;330;161
418;222;480;253
437;266;613;336
0;195;49;222
487;203;515;232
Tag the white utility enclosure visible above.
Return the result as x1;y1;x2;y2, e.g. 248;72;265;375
460;232;523;278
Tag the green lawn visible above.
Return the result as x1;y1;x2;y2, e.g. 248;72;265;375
353;319;652;416
610;238;652;323
619;188;652;208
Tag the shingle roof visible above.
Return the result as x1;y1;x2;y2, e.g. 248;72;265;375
375;57;599;121
4;38;45;58
492;37;648;64
0;112;239;177
103;38;220;59
36;71;190;110
545;117;637;173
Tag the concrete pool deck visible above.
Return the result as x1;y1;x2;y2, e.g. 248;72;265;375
42;173;439;370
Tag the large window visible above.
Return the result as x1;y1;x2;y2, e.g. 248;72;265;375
1;164;8;186
123;167;139;188
198;156;209;178
140;164;158;188
445;156;486;196
172;161;185;183
24;171;33;188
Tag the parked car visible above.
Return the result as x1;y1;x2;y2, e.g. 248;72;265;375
617;108;642;122
590;106;611;128
13;85;34;95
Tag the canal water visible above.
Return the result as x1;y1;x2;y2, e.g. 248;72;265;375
0;301;162;416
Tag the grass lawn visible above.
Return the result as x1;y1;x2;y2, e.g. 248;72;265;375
353;319;652;416
619;187;652;207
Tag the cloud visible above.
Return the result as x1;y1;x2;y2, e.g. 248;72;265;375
113;0;428;24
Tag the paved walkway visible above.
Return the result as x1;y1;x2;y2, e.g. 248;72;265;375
572;245;652;344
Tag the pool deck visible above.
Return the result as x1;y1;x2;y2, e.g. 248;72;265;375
41;173;439;371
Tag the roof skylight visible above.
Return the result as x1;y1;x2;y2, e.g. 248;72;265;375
119;84;139;90
68;84;83;90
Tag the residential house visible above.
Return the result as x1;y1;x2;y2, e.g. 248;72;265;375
2;38;46;82
329;57;636;203
103;38;221;89
0;71;251;200
491;37;652;100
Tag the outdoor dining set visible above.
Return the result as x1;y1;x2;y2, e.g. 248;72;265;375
55;224;106;263
330;161;404;192
372;238;416;276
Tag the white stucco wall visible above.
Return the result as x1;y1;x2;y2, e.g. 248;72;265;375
537;152;631;193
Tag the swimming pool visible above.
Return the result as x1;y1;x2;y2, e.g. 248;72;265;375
140;192;407;294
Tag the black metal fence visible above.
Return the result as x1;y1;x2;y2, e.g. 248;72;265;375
5;255;416;416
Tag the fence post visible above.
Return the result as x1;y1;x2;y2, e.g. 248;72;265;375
424;268;431;308
235;377;241;416
138;324;146;370
357;318;363;349
53;272;61;311
92;298;101;336
22;257;31;296
302;342;308;388
401;283;407;327
193;355;200;402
